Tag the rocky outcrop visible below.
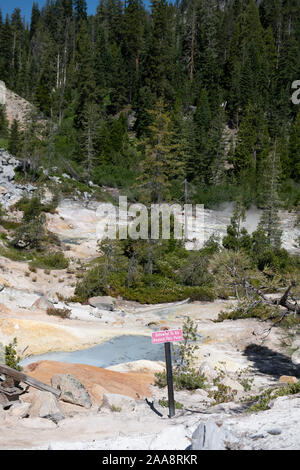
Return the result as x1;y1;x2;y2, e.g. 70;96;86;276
0;392;10;410
0;81;35;126
88;296;115;311
51;373;92;409
191;420;236;450
28;390;64;423
0;149;35;208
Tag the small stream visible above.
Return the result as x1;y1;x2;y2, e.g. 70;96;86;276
20;335;166;368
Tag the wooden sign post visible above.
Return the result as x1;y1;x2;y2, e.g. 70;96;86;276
152;329;183;418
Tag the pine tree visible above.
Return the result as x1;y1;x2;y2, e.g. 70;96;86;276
289;108;300;181
0;104;8;138
137;98;184;203
82;102;100;180
259;143;282;248
143;0;175;101
123;0;145;102
30;2;41;40
8;119;20;156
74;0;88;23
74;21;97;128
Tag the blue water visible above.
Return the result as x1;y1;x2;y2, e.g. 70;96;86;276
20;335;166;368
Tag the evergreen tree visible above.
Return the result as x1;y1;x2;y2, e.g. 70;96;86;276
289;108;300;181
8;119;20;156
138;98;184;203
74;0;88;23
259;143;282;248
82;102;100;180
0;105;8;138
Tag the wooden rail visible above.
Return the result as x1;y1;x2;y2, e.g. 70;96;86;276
0;364;61;398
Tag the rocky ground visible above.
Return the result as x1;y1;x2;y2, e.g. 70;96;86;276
0;148;299;450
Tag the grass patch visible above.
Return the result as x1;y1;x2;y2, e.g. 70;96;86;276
0;138;9;150
29;251;69;270
0;245;32;261
0;219;22;230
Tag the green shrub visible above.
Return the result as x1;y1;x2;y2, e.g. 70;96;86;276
15;195;44;222
11;214;46;250
247;381;300;412
5;338;22;371
155;369;206;391
30;251;69;270
158;398;184;410
155;318;206;391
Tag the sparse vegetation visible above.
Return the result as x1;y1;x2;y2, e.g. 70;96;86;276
30;251;69;270
46;306;71;319
5;338;22;371
247;381;300;412
155;318;206;391
158;398;184;410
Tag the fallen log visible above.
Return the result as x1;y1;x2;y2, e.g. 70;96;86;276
0;364;61;398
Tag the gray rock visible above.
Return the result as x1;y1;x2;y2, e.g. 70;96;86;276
291;349;300;365
29;390;64;423
101;393;136;412
0;392;11;410
7;402;30;419
191;420;228;450
51;374;92;409
267;428;282;436
251;434;266;440
88;296;115;311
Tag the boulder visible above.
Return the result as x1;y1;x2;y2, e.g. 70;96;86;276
0;392;10;410
7;402;30;419
291;349;300;365
191;420;229;450
90;384;106;406
279;375;298;385
51;373;92;409
88;296;115;311
29;390;64;423
101;393;136;412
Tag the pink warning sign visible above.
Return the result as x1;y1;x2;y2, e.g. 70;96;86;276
152;329;183;344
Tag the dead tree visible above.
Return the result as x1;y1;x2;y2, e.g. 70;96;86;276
242;279;300;316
